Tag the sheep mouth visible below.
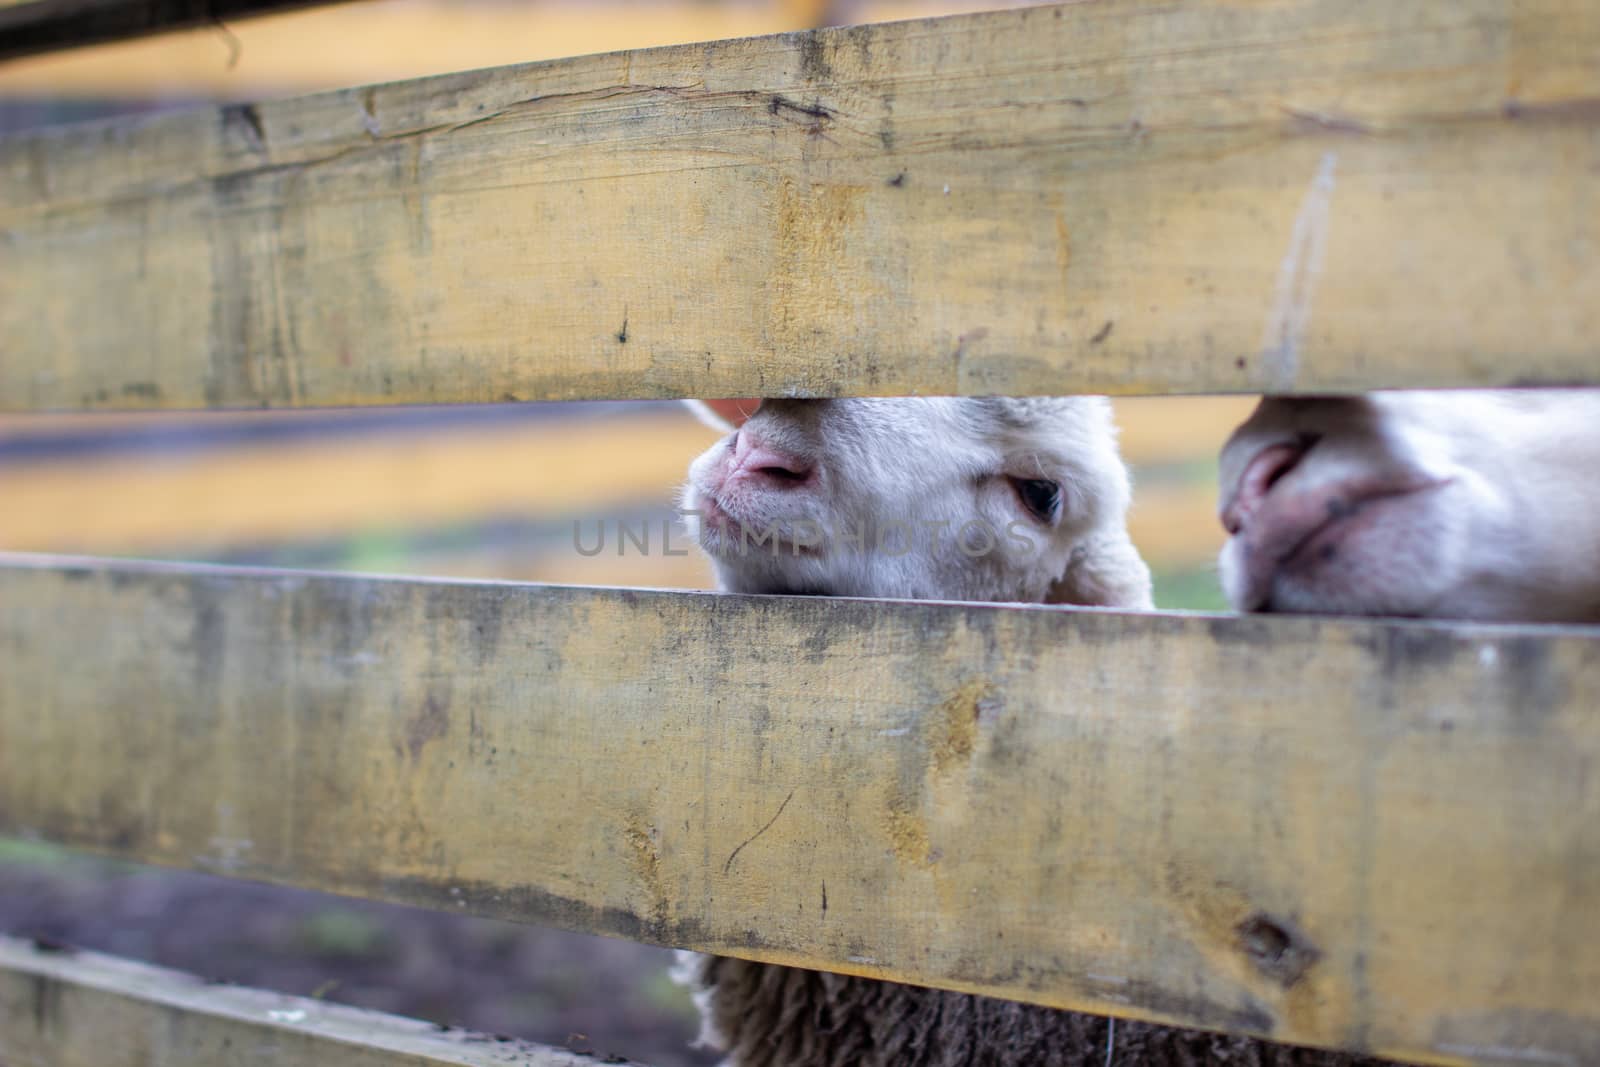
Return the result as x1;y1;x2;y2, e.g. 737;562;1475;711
694;494;755;545
695;493;741;533
1231;475;1453;612
693;493;823;558
1283;481;1447;566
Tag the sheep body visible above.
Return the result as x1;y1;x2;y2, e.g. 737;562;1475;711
680;954;1382;1067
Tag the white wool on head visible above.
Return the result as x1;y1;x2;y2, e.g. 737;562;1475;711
1219;390;1600;622
681;397;1152;609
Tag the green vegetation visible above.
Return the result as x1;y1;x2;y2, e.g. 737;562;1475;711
1151;566;1227;613
0;836;76;868
295;909;390;960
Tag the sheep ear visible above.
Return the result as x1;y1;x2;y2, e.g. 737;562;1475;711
1045;530;1154;610
683;398;761;432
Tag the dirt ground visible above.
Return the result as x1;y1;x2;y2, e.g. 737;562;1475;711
0;839;718;1067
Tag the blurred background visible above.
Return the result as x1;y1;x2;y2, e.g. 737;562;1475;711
0;2;1255;1063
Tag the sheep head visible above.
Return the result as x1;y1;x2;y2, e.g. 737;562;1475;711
681;397;1151;608
1219;391;1600;622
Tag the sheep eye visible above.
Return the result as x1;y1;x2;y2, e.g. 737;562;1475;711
1011;477;1061;522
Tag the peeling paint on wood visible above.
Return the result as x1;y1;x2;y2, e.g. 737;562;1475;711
2;0;1599;410
1;555;1597;1064
0;933;610;1065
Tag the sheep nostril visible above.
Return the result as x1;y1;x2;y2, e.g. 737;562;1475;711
1224;437;1316;534
731;434;814;485
758;463;811;483
1262;434;1319;492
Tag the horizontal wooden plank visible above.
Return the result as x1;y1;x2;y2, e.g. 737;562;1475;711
0;0;347;61
1;556;1597;1064
0;934;613;1066
3;1;1598;410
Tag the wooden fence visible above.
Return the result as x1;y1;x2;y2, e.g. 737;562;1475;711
1;2;1598;1065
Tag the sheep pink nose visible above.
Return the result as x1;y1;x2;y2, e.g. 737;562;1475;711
1222;440;1311;535
732;430;814;484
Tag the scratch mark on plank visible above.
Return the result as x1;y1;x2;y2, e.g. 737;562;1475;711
1280;106;1370;136
769;95;835;123
1260;152;1337;391
723;788;796;874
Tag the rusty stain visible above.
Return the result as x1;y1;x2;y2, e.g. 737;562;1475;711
622;812;664;915
617;802;670;927
883;793;933;868
930;678;994;777
1054;212;1071;277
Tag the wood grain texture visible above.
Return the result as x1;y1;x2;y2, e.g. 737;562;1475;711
1;556;1597;1065
3;0;1598;411
0;934;611;1066
0;0;346;61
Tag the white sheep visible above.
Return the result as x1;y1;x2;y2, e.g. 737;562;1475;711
680;396;1151;608
674;397;1375;1066
1218;390;1600;621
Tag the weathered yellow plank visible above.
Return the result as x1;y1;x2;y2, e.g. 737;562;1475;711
0;934;613;1066
1;556;1596;1064
3;1;1598;410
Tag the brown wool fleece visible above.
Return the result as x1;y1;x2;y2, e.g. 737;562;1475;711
688;956;1395;1067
